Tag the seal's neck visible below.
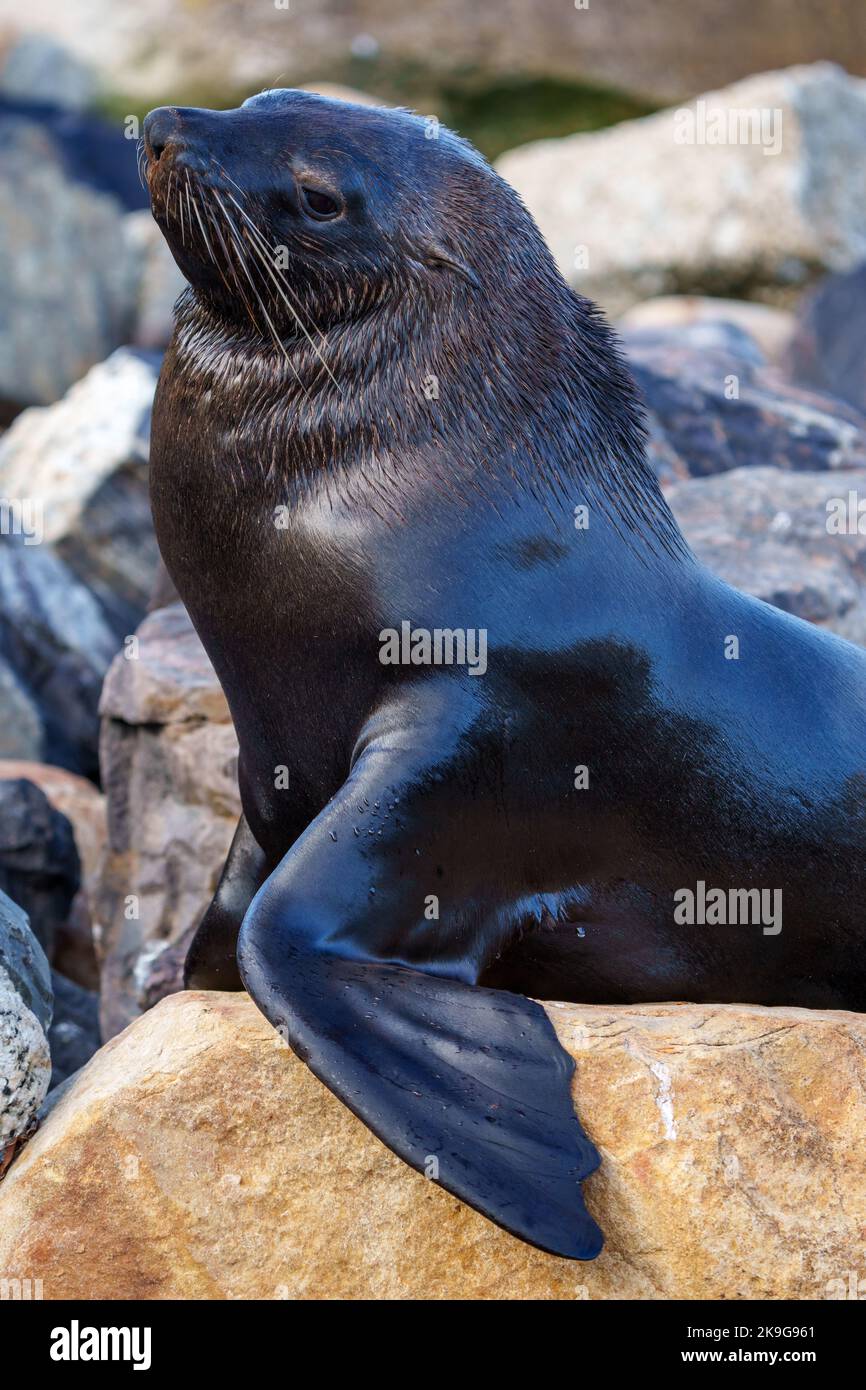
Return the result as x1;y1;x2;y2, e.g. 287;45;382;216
172;278;690;565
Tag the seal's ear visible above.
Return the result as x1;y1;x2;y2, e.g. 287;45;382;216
414;239;480;287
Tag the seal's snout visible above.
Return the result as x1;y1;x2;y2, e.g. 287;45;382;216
143;106;181;164
144;106;213;179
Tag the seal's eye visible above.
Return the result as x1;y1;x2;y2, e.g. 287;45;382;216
300;186;341;220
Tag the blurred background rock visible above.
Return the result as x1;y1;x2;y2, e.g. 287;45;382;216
1;0;866;1252
3;0;864;137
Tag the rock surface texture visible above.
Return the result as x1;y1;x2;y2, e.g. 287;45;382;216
0;109;142;412
46;969;99;1089
0;760;106;990
0;542;121;776
96;604;240;1040
0;889;51;1167
0;778;79;958
0;348;161;629
624;321;866;486
670;466;866;646
497;65;866;316
0;991;862;1300
783;261;866;418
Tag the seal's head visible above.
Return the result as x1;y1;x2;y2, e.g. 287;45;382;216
143;89;502;341
144;89;679;555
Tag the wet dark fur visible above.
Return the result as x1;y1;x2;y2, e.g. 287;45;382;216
145;91;866;1260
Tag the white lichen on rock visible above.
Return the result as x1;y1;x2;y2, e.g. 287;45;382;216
0;961;51;1146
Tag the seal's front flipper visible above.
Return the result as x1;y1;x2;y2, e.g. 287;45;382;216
238;704;604;1257
184;812;269;990
239;924;602;1258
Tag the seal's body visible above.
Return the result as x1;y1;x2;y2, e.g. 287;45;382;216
145;91;866;1259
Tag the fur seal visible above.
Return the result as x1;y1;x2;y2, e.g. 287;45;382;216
144;90;866;1260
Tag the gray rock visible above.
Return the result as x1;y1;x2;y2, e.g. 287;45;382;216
783;262;866;418
0;656;44;762
0;542;120;777
0;348;162;629
0;33;98;111
669;465;866;646
0;887;51;1031
124;212;186;350
47;970;99;1088
0;887;52;1156
497;64;866;317
0;116;139;412
0;761;107;992
624;322;866;486
0;779;80;958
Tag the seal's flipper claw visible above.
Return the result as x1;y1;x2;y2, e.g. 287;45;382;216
238;921;603;1260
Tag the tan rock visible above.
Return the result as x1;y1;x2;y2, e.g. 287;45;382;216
0;991;863;1300
95;605;239;1039
98;603;231;728
497;65;866;317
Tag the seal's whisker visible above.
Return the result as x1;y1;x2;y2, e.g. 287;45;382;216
242;229;336;394
239;215;328;349
189;182;218;268
219;191;323;349
218;160;336;275
136;137;147;190
201;189;261;330
209;159;337;329
217;208;267;332
184;177;196;256
175;173;185;247
239;216;331;342
214;192;310;397
219;204;287;346
201;194;244;302
209;198;267;338
223;190;342;392
212;164;248;202
218;183;320;308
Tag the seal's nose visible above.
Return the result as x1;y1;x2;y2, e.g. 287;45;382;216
144;106;215;177
144;106;183;163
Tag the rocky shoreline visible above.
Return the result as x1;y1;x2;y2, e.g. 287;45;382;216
2;30;866;1298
